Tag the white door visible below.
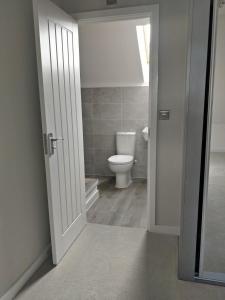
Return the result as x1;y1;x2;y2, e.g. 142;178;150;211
33;0;86;264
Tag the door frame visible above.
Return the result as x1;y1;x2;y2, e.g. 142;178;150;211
196;0;225;285
198;0;219;280
72;5;159;232
178;0;225;286
178;0;215;282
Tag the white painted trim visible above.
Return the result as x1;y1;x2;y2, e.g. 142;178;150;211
211;148;225;152
72;5;154;24
81;82;149;88
199;0;219;278
146;5;160;234
178;0;212;280
86;189;100;211
150;225;180;236
201;271;225;283
72;4;161;235
0;245;50;300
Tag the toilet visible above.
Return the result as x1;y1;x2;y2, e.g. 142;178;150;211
108;132;136;189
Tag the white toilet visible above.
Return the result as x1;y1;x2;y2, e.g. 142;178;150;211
108;132;136;189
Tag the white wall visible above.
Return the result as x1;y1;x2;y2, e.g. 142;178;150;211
211;11;225;152
79;19;147;87
62;0;190;228
0;0;61;297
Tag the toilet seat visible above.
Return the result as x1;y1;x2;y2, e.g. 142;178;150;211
108;155;133;165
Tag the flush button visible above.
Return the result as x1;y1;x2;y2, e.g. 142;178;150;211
159;110;170;120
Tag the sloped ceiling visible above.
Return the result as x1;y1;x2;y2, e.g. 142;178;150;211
79;18;149;87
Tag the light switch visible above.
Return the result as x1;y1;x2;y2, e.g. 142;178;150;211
159;110;170;120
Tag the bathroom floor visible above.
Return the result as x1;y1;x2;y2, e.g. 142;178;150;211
87;178;147;228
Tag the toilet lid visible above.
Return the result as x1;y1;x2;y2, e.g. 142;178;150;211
108;155;133;165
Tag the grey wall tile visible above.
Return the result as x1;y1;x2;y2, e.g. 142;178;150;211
122;119;148;135
84;148;94;163
85;162;94;175
82;87;148;179
93;88;122;103
93;103;122;120
135;146;148;166
132;164;147;179
82;102;92;120
123;86;149;102
93;148;115;176
94;161;113;176
83;119;93;135
123;100;148;120
136;134;148;150
81;88;93;103
94;148;115;161
92;119;122;136
83;134;93;149
93;135;116;151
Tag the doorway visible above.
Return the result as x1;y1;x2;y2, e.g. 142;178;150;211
79;18;149;228
75;6;159;232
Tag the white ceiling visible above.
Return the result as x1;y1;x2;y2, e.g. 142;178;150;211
78;18;149;87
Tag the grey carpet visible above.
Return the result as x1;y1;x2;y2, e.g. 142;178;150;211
16;224;225;300
203;152;225;274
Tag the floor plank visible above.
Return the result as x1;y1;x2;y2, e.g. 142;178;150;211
87;179;147;228
202;153;225;275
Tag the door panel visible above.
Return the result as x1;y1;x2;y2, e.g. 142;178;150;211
33;0;86;264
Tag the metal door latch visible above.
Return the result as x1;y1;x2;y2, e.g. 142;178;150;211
43;133;64;156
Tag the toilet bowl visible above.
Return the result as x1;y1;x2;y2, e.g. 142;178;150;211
108;132;136;189
108;155;134;188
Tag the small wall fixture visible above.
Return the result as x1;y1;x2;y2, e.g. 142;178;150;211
219;0;225;8
159;110;170;120
106;0;117;5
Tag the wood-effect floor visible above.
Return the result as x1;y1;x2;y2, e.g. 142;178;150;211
87;178;147;228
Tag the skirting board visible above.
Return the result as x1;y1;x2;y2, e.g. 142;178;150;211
150;225;180;236
200;271;225;283
1;244;50;300
86;189;99;211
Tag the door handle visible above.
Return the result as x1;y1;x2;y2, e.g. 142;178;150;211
45;133;64;156
50;137;64;143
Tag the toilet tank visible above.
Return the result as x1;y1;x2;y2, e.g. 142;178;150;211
116;132;136;156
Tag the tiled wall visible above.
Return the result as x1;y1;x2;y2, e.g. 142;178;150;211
81;87;149;178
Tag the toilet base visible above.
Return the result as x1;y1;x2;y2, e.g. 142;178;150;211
115;171;132;189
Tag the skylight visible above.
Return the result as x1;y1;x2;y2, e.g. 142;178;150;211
136;24;150;84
